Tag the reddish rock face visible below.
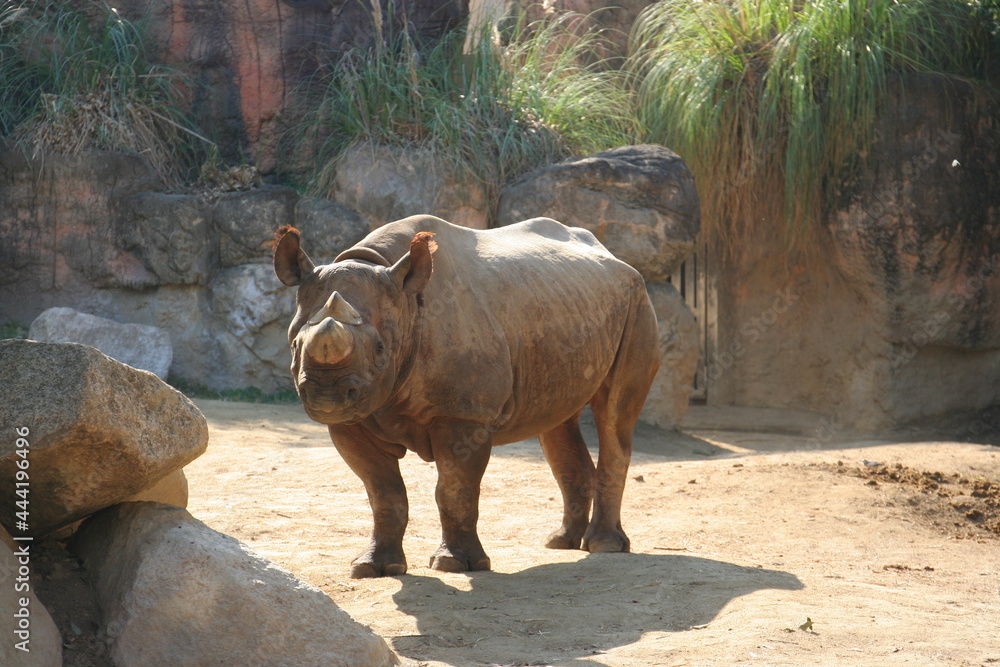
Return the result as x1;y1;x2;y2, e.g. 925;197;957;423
98;0;465;172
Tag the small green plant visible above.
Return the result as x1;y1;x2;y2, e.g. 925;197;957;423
0;1;208;185
167;376;299;404
0;321;27;339
294;10;636;222
628;0;994;249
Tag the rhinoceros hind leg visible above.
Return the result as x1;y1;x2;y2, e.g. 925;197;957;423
583;285;659;555
581;394;636;555
539;417;595;550
545;530;581;551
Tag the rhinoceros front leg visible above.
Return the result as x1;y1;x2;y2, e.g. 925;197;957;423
328;425;409;578
428;421;493;573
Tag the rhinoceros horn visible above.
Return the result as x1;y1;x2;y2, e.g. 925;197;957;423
303;292;361;365
309;291;362;326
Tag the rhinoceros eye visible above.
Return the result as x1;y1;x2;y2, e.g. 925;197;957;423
375;341;385;355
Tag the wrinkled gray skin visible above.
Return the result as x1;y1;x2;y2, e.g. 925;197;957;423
273;215;659;577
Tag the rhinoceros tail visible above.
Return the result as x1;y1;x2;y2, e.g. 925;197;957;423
272;225;301;256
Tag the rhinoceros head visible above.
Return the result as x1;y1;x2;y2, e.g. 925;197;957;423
272;225;435;425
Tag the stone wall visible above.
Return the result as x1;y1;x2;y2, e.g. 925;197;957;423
709;75;1000;431
0;146;371;392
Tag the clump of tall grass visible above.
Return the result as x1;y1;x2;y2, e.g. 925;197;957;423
628;0;993;250
0;1;207;185
296;10;636;222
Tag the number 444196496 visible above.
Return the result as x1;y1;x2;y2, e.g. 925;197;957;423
14;426;30;531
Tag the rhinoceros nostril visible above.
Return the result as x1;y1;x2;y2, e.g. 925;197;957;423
346;387;360;402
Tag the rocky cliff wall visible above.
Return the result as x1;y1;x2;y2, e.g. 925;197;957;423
0;146;371;392
711;75;1000;430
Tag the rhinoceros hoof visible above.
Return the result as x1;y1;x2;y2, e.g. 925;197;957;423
351;560;408;578
545;529;583;550
581;530;631;554
350;546;408;578
428;547;491;573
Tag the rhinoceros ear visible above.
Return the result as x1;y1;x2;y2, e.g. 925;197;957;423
390;231;436;295
273;225;315;287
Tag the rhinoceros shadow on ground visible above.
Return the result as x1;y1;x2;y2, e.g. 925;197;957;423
390;552;803;665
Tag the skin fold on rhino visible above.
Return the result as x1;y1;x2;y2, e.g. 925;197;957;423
272;215;660;578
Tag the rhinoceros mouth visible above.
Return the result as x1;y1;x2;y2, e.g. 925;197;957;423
302;405;366;426
298;391;369;423
296;373;372;425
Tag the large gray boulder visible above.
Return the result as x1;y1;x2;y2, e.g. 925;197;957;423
72;502;398;667
0;527;63;666
0;340;208;536
331;143;489;230
498;145;701;281
640;282;700;429
29;307;173;380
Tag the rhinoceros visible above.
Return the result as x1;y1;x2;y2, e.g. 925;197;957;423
272;215;659;577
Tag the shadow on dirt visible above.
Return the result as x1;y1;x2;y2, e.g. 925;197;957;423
390;552;803;666
492;414;732;464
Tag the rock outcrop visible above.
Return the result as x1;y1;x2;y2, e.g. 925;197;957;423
0;149;164;291
829;75;1000;352
72;502;398;667
0;340;208;536
498;145;701;281
641;282;700;429
29;308;173;380
0;148;372;392
331;143;489;230
0;527;63;667
710;74;1000;430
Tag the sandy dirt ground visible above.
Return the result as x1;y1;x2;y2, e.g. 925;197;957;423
185;399;1000;667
